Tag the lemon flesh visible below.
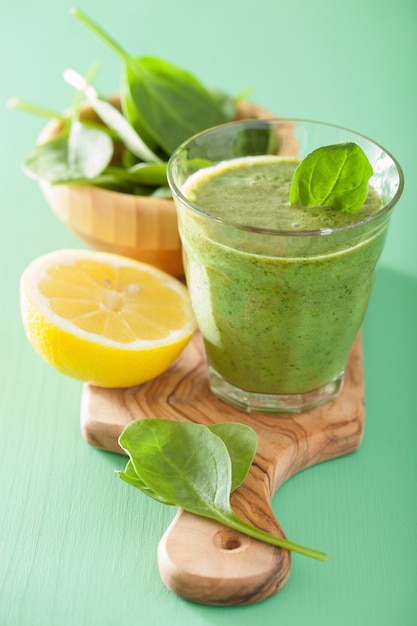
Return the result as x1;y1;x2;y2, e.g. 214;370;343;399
20;249;196;388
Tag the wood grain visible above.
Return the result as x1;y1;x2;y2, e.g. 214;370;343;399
81;331;364;605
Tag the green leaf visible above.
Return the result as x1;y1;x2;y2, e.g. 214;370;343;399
232;125;280;159
120;69;164;157
71;9;231;157
66;173;154;196
63;68;162;164
89;95;162;163
118;460;176;505
123;57;231;155
207;423;257;491
289;142;373;213
23;123;113;183
150;186;172;199
67;120;114;179
118;419;329;561
81;163;166;188
119;419;233;517
126;162;167;186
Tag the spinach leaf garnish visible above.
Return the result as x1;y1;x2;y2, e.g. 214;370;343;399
290;142;373;213
118;419;329;561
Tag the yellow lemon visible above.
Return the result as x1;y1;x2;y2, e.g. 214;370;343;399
20;249;196;387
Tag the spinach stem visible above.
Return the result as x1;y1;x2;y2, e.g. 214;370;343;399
8;96;119;141
7;98;67;122
69;62;101;125
70;8;135;72
221;510;329;562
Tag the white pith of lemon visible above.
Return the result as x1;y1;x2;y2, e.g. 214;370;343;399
20;249;196;388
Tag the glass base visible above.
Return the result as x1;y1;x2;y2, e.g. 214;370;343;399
208;367;344;415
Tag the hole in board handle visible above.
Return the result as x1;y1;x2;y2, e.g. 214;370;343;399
213;529;249;552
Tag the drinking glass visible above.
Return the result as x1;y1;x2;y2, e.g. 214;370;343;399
167;119;403;414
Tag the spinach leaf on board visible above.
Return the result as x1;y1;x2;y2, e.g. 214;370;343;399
120;459;177;505
207;422;257;491
289;142;373;213
117;418;257;505
118;419;329;561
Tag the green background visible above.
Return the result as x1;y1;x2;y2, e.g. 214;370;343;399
1;1;416;624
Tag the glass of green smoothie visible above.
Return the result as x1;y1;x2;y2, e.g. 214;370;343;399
167;119;403;414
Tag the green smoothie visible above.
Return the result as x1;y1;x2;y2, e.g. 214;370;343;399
180;155;387;397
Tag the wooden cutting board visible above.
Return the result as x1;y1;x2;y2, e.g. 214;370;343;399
80;331;365;606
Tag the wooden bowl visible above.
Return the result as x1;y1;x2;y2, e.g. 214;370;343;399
37;98;275;277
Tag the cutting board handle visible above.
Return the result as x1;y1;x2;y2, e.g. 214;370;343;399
157;331;364;605
81;332;364;606
158;469;291;605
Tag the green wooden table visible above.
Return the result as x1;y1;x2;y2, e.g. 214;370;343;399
1;1;416;624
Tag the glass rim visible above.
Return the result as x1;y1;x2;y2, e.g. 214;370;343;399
167;118;405;237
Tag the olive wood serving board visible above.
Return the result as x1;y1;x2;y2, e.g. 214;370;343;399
80;331;365;606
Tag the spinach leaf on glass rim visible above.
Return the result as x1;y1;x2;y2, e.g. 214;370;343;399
290;142;373;213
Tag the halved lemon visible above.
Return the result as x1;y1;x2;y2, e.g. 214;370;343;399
20;249;196;388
